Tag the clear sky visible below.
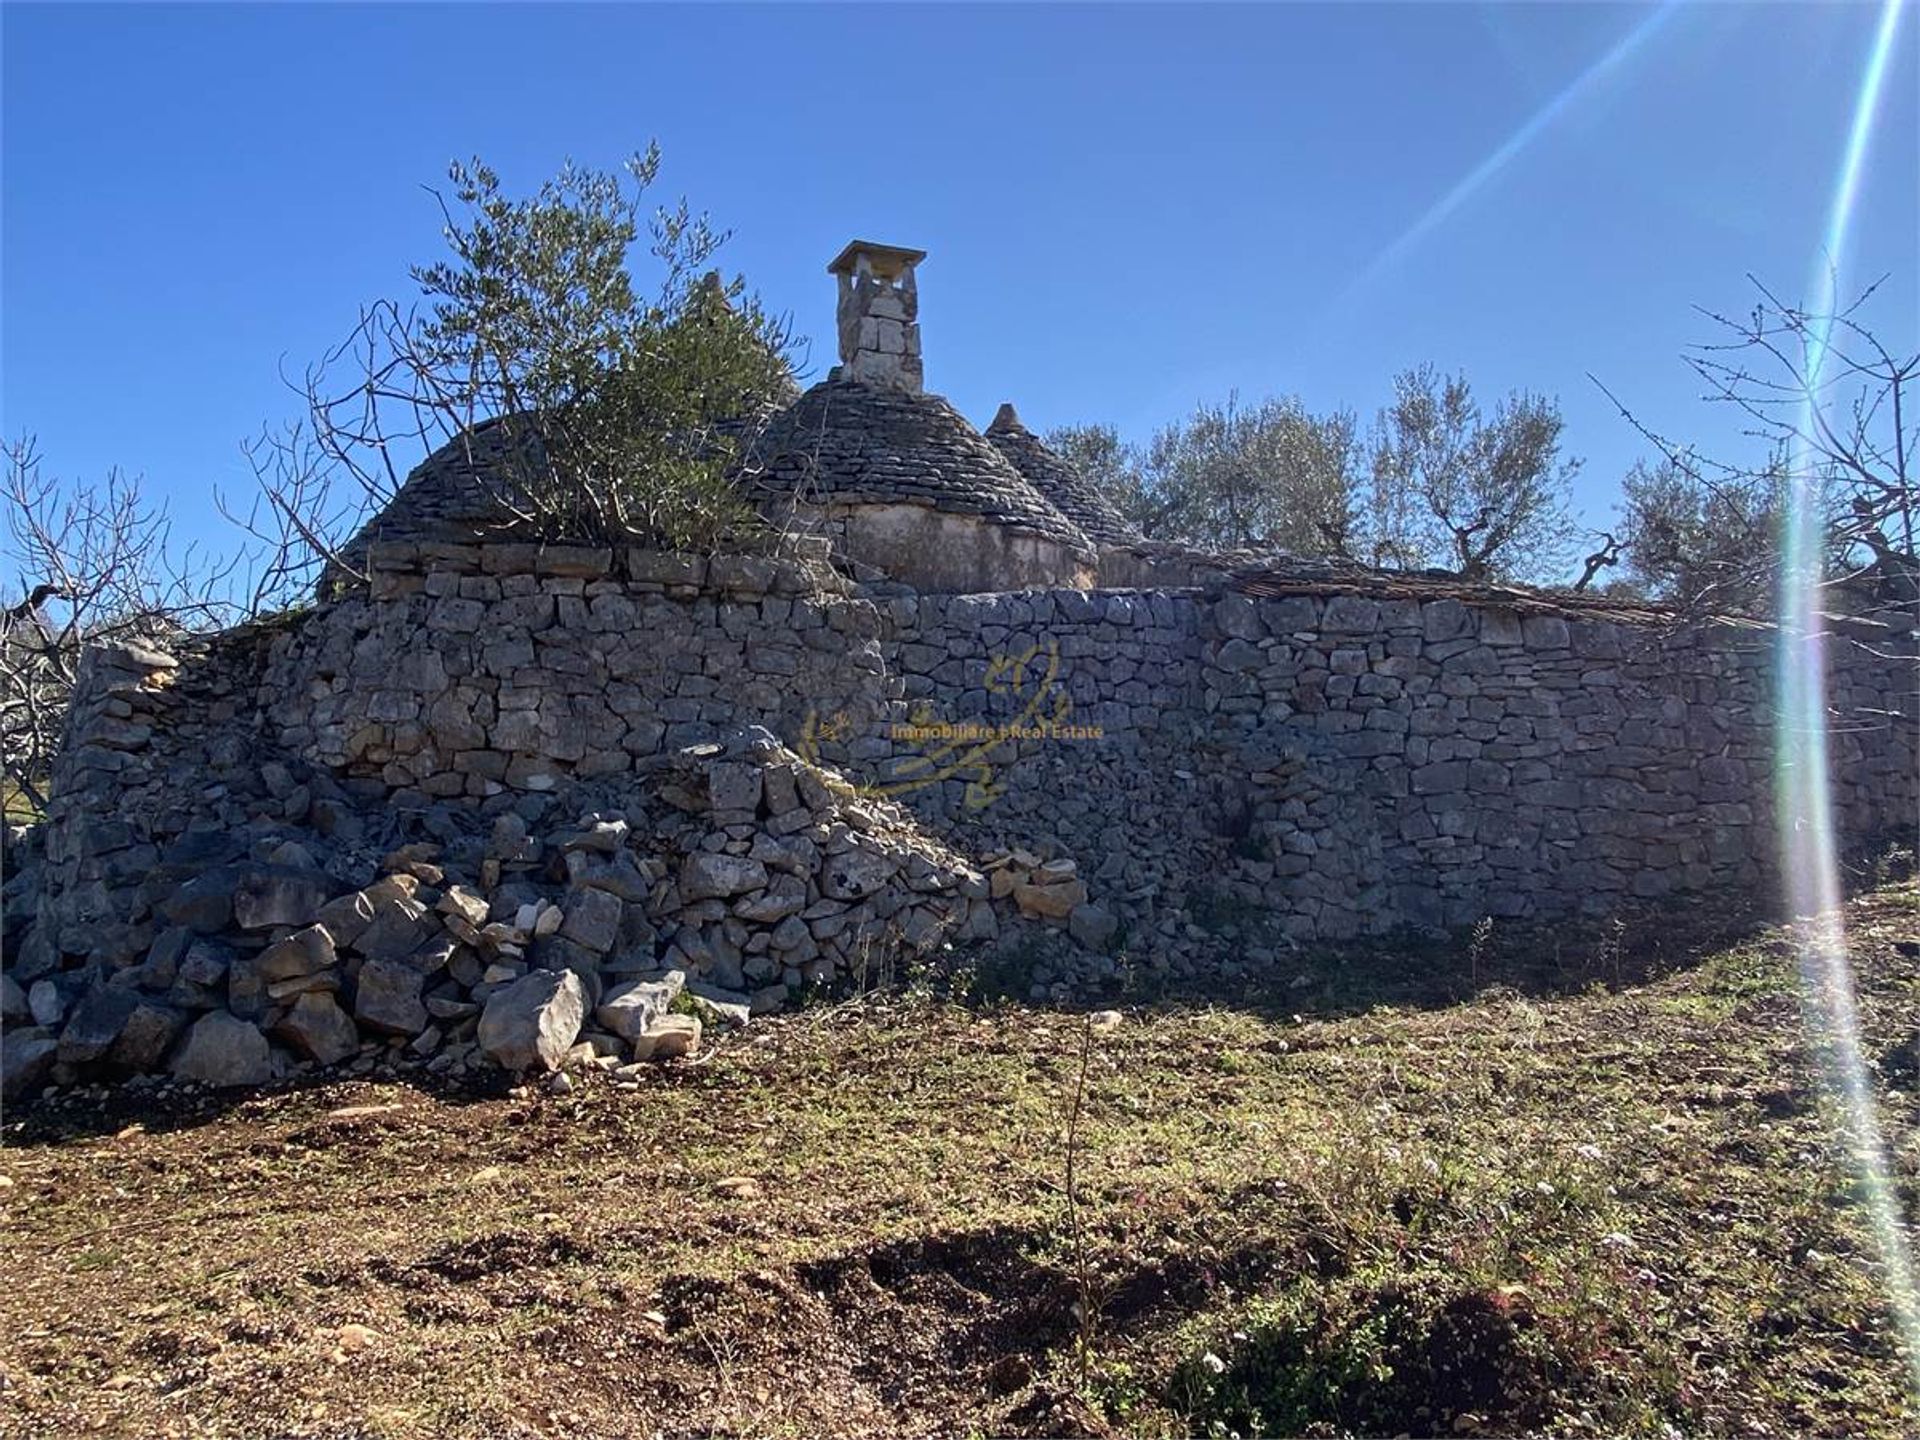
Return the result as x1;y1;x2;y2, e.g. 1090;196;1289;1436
3;2;1914;573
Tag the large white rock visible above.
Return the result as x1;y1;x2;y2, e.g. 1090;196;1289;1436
595;973;684;1043
632;1013;701;1061
478;970;586;1073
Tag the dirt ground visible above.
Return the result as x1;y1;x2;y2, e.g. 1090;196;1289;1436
3;883;1918;1439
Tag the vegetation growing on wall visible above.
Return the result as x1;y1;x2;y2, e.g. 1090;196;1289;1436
257;144;798;586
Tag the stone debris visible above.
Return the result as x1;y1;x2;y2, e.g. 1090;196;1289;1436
169;1012;273;1088
995;852;1091;922
2;1032;58;1102
3;717;1037;1096
477;970;586;1074
632;1014;701;1060
275;992;360;1066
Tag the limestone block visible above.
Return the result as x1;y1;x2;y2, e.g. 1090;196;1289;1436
354;958;429;1036
681;853;769;901
478;969;586;1073
170;1012;272;1088
274;992;360;1066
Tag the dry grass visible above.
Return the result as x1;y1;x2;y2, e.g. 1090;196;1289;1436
2;883;1917;1438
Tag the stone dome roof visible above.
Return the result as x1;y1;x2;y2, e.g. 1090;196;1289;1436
322;418;547;588
739;379;1093;551
324;376;1097;595
983;405;1141;547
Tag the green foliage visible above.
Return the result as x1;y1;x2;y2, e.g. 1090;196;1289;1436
1618;453;1783;610
417;148;794;548
318;145;794;552
1051;366;1581;582
1048;395;1361;554
414;154;654;411
1046;423;1155;531
1172;1278;1575;1437
1365;364;1579;581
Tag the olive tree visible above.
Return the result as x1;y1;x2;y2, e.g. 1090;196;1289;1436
1613;455;1782;609
264;144;796;588
1048;395;1361;554
1362;365;1579;582
1045;423;1155;534
1051;369;1579;583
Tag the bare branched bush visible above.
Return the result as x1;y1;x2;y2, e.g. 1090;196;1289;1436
1;438;244;813
1601;274;1917;616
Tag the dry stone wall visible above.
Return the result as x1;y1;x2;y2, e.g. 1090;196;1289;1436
264;541;897;799
8;542;1916;1096
1192;591;1913;938
869;585;1916;949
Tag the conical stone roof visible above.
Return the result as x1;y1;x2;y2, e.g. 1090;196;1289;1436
740;379;1093;551
321;417;547;589
984;405;1141;547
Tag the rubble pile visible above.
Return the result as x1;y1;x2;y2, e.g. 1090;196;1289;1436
2;723;1000;1100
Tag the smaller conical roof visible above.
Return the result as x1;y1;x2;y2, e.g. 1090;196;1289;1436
741;380;1092;550
984;405;1141;547
325;416;547;578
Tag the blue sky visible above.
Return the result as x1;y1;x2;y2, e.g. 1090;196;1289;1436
3;2;1914;572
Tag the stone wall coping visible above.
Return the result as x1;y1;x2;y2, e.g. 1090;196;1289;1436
355;541;849;599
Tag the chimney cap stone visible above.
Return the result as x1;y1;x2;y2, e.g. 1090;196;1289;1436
827;240;927;279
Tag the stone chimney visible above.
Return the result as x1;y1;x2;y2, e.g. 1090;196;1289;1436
828;240;926;391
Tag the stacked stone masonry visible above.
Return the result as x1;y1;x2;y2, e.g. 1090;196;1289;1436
9;540;1916;1096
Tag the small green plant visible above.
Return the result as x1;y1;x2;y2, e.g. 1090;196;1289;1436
667;989;702;1018
1596;915;1627;987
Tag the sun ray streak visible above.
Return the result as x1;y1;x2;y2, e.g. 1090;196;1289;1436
1337;3;1678;305
1774;0;1919;1397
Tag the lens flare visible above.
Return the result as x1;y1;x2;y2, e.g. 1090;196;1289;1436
1774;0;1918;1396
1339;3;1678;303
